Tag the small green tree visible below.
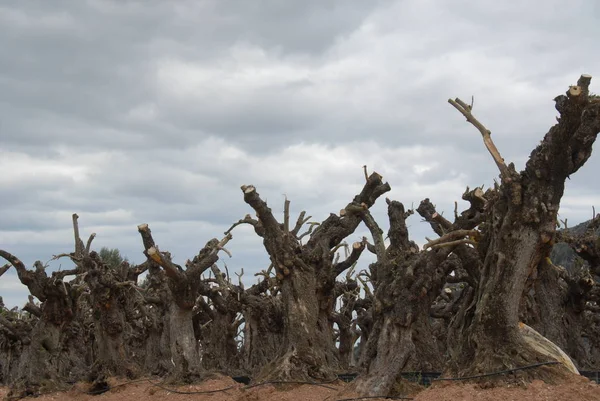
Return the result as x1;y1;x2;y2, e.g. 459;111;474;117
98;247;128;268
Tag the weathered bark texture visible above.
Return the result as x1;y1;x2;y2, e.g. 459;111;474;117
83;253;138;378
139;265;172;375
354;195;481;396
237;172;390;381
0;250;87;397
234;276;284;374
526;216;600;369
332;277;362;369
448;75;600;381
137;223;231;381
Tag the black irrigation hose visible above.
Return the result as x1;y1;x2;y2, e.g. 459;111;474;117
244;378;340;391
145;377;340;395
3;362;567;399
432;361;561;382
84;377;159;395
335;396;413;400
146;378;239;394
4;376;341;399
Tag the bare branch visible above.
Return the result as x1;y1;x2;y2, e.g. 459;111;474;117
225;214;261;236
0;263;10;277
331;242;348;256
283;196;290;233
72;213;85;258
291;211;311;236
360;211;386;262
449;98;509;178
210;264;231;298
297;222;320;241
84;233;96;255
362;237;377;255
235;268;244;289
423;229;479;250
215;233;233;257
432;239;476;249
0;250;28;277
357;275;373;298
335;241;366;277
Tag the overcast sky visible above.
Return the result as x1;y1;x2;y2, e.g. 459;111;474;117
1;0;599;308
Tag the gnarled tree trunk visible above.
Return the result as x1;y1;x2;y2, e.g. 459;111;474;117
448;75;600;381
237;171;390;381
137;223;231;381
354;198;473;396
0;250;87;397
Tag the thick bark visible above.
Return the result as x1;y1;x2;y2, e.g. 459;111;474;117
0;311;32;386
141;266;172;375
213;275;286;375
168;304;202;379
258;268;339;380
0;250;87;395
332;279;361;369
524;216;600;369
200;308;240;373
354;200;464;396
449;75;600;381
84;257;136;378
241;296;284;373
137;223;230;381
238;172;390;381
521;258;595;369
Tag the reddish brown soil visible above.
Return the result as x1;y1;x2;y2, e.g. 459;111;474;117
413;377;600;401
1;374;599;401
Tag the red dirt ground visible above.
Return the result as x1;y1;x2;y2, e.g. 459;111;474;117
1;374;599;401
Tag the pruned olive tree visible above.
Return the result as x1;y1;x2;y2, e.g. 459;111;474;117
234;172;390;381
137;223;232;381
353;193;484;396
445;74;600;380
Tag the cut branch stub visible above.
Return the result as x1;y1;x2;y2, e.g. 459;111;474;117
72;213;86;258
147;247;181;279
569;86;583;98
241;184;281;234
137;223;158;255
578;74;592;90
462;186;486;210
283;197;290;233
334;241;367;277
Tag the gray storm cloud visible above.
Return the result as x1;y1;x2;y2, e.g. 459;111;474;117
1;0;599;307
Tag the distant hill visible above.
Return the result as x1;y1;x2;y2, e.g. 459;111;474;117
550;218;599;278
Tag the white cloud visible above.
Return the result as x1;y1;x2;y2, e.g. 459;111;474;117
0;151;90;184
